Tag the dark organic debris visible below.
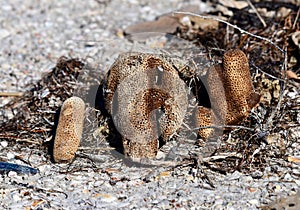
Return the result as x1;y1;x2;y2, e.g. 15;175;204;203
172;1;300;174
0;57;86;146
123;0;299;174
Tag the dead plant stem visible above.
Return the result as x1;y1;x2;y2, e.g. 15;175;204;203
246;0;267;28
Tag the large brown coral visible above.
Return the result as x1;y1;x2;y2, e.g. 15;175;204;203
197;49;261;138
105;53;188;159
104;49;260;159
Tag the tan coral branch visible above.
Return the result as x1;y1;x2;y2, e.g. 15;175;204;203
53;96;85;163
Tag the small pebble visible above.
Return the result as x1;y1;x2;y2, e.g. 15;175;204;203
94;194;117;202
8;171;18;177
284;173;293;181
0;29;10;40
248;199;259;205
0;141;8;147
7;152;15;160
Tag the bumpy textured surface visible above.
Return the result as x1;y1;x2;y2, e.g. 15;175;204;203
105;50;260;158
105;53;188;158
197;49;261;138
53;96;85;163
222;49;261;124
195;106;214;139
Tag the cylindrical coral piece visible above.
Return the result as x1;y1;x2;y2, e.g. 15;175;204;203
196;49;261;139
105;53;188;159
222;49;261;124
53;96;85;163
222;49;253;102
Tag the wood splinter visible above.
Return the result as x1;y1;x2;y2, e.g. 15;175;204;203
0;92;23;97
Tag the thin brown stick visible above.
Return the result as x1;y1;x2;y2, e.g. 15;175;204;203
246;0;267;28
173;11;284;53
0;92;23;97
203;152;243;162
252;63;285;81
187;124;255;131
293;6;300;29
78;147;115;151
265;47;288;127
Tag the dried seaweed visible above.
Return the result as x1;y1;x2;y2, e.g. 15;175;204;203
0;57;85;146
175;3;300;174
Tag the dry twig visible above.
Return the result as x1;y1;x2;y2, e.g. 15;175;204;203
0;92;23;97
265;47;288;128
293;6;300;29
189;124;255;132
246;0;267;28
